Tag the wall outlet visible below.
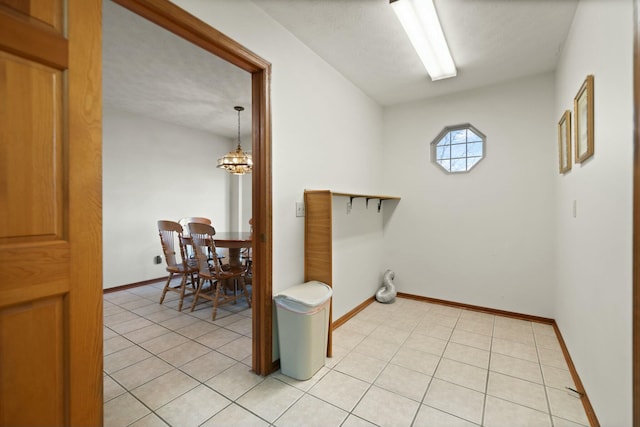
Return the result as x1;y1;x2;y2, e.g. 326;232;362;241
296;201;305;217
154;255;162;264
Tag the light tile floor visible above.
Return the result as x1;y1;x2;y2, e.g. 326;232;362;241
104;281;590;427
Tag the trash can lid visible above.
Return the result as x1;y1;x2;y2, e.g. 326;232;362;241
274;281;332;307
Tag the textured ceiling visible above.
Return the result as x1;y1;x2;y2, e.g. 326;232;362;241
252;0;579;106
102;0;252;138
103;0;579;135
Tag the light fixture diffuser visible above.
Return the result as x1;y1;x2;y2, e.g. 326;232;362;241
391;0;456;81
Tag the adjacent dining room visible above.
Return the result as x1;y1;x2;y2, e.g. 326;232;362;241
102;0;254;321
102;0;258;399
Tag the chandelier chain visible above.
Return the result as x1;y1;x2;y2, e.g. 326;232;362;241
237;109;241;146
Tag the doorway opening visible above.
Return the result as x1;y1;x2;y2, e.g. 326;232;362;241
109;0;273;376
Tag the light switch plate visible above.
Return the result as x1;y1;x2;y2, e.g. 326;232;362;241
296;202;305;217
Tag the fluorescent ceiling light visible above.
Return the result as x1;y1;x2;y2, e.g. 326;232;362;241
391;0;457;81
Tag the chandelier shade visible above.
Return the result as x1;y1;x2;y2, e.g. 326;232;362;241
217;106;252;175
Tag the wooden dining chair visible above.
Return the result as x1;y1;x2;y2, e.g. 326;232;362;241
178;216;211;235
179;216;226;263
188;222;251;320
157;220;198;311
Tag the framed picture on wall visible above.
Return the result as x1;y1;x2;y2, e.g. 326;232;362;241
574;74;594;163
558;110;571;174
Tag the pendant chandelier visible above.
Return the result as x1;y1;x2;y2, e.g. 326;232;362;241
217;106;252;175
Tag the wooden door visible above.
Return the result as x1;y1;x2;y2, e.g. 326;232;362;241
0;0;103;425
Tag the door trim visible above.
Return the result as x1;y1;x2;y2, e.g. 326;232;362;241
111;0;274;376
634;0;639;423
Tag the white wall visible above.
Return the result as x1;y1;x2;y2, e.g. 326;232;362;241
554;1;633;425
103;107;232;288
332;196;385;320
382;73;557;318
228;173;252;233
172;0;385;296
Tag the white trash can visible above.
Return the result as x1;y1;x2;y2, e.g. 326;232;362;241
274;281;333;380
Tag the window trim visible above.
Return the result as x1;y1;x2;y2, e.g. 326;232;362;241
430;123;486;174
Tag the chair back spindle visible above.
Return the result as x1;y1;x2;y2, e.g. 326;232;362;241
178;217;212;237
188;222;222;275
157;220;197;311
188;221;251;320
158;220;185;268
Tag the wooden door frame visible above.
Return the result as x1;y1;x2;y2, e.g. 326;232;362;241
634;0;640;423
111;0;274;376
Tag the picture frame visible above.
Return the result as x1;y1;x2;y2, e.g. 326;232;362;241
558;110;571;174
574;74;594;163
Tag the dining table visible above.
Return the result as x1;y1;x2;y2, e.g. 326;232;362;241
212;232;252;269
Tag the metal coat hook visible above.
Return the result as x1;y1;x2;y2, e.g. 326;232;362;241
346;195;385;214
365;197;383;213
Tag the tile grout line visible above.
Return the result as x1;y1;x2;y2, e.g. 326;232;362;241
392;303;439;427
412;307;457;426
105;317;248;380
480;312;497;427
417;309;490;426
108;285;251;346
534;323;557;427
104;283;261;426
330;300;434;425
338;301;420;424
105;287;589;427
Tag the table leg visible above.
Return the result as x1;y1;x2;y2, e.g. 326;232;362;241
227;248;242;269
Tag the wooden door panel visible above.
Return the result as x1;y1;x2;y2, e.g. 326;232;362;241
0;7;67;70
0;0;102;425
0;51;63;241
0;0;63;32
0;242;69;306
0;26;69;426
0;297;64;426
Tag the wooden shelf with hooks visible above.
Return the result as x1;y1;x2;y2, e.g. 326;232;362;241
303;190;401;357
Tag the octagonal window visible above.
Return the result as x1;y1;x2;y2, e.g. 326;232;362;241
431;124;486;173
